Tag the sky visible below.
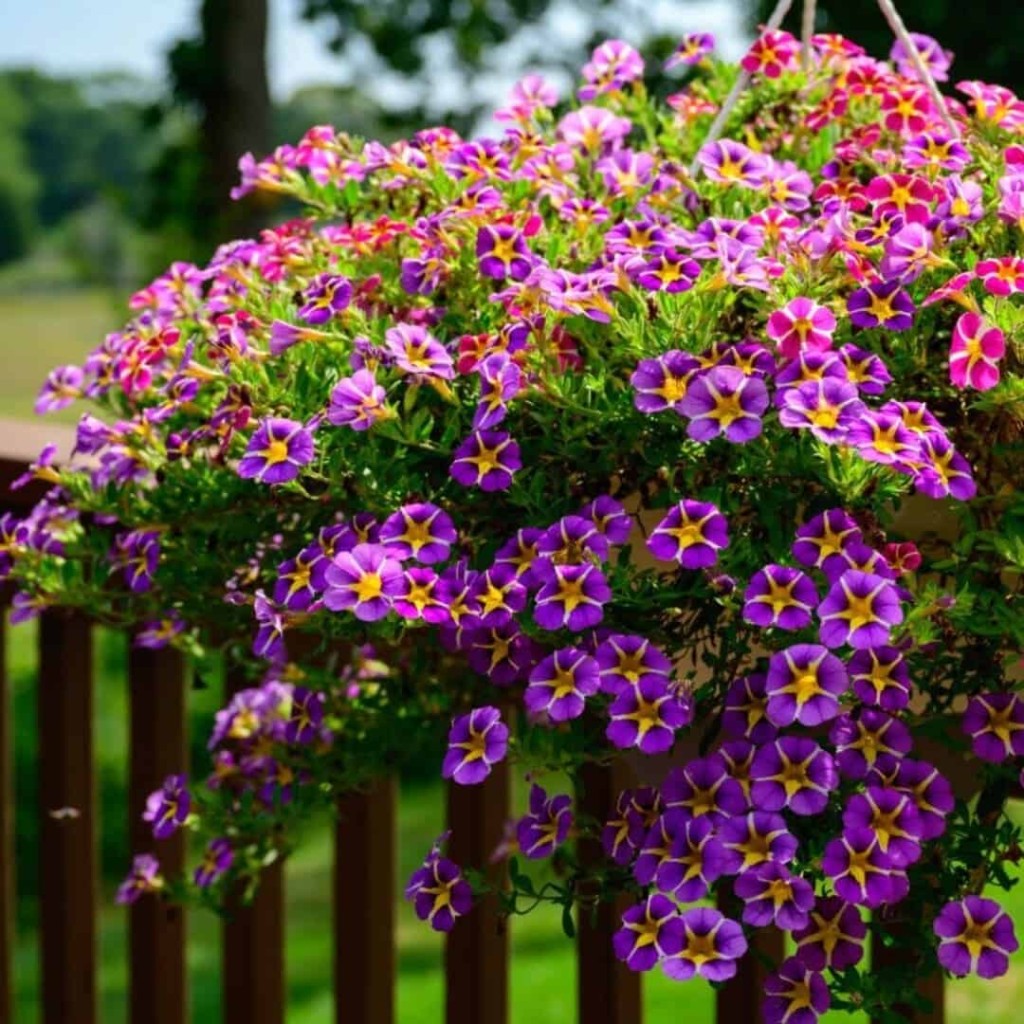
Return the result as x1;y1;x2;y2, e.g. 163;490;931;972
0;0;747;105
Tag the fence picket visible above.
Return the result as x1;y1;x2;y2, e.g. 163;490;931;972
222;664;285;1024
38;611;96;1024
576;760;642;1024
0;606;12;1024
335;778;396;1024
128;642;188;1024
872;915;945;1024
445;759;510;1024
715;888;785;1024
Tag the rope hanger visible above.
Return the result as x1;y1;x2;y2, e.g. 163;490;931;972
689;0;961;176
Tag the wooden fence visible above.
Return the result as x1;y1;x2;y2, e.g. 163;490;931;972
0;419;945;1023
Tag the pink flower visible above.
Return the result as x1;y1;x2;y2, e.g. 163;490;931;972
741;29;799;79
766;298;836;358
949;312;1005;391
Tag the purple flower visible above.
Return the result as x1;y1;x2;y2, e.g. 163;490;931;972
838;344;893;396
476;224;533;280
630;250;700;293
679;366;768;443
891;759;955;841
578;496;632;545
792;509;863;570
793;897;866;971
655;816;727;902
143;773;190;840
535;515;610;576
391;567;449;622
441;706;509;785
779;378;867;443
474;351;523;429
763;956;830;1024
323;543;404;621
821;828;901;908
516;784;573;859
327;369;390;431
494;527;543;584
842;787;923;867
406;851;473;932
525;647;600;721
735;862;815;931
450;430;522;491
470;566;527;627
603;787;662;866
647;500;728;569
765;644;848;727
630;350;701;414
534;563;611;632
697;139;770;188
284;687;327;744
848;646;911;711
661;907;748;982
35;364;84;414
662;754;747;825
717;811;798;875
385;324;454;380
194;838;234;887
298;273;352;323
818;571;904;649
116;854;164;905
847;281;916;331
613;894;684;972
721;673;777;744
379;503;457;565
742;565;818;630
111;528;161;593
933;896;1019;978
607;675;690;754
595;634;673;696
751;737;838;816
135;614;187;650
579;39;644;100
665;32;714;68
273;549;325;611
238;418;315;484
830;709;913;780
962;693;1024;763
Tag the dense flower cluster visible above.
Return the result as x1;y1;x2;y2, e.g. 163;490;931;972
6;22;1024;1021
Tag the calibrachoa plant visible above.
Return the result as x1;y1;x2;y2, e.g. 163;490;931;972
7;22;1024;1022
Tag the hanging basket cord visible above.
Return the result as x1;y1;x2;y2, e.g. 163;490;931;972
688;0;960;178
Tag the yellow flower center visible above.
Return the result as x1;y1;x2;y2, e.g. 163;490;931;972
354;571;384;602
810;406;841;429
265;439;291;465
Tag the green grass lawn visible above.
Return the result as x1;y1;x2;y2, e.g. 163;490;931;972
3;291;1023;1021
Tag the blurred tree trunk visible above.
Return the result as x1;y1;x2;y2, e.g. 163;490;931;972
198;0;271;242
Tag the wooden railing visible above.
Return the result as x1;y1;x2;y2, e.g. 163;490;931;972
0;420;945;1024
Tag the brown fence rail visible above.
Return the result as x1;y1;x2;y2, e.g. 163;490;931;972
0;420;945;1024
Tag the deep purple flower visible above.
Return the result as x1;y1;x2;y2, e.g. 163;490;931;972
792;509;863;570
679;366;768;443
763;956;830;1024
578;496;632;545
391;568;448;623
535;515;610;576
847;281;916;331
717;811;798;875
379;503;457;565
238;418;315;484
742;565;818;630
194;838;234;887
793;897;867;971
273;549;325;611
962;693;1024;763
406;851;473;931
494;527;543;584
630;351;701;414
633;810;687;887
765;644;848;727
843;787;923;867
298;273;352;323
516;784;573;859
821;828;901;908
630;249;700;293
476;224;533;280
891;759;955;841
830;709;913;780
323;543;404;621
721;673;777;743
613;894;684;972
848;646;911;711
327;369;390;431
111;528;161;593
450;430;522;491
116;854;164;905
661;907;748;982
661;754;747;825
655;816;727;902
143;773;190;839
607;675;690;755
469;566;527;627
750;737;838;816
603;787;662;866
534;563;611;632
735;862;814;931
838;343;893;396
284;687;327;744
595;634;674;696
647;500;728;569
665;32;714;68
779;378;867;443
933;897;1019;978
913;433;977;502
818;571;904;649
442;706;509;785
525;647;600;721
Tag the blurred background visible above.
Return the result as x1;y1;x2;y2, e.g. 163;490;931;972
2;1;1023;1021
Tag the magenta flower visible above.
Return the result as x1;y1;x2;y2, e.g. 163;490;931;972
327;369;390;431
821;828;900;908
525;647;600;721
763;957;830;1024
661;907;748;982
846;281;916;331
595;634;673;696
194;838;234;888
557;105;632;152
817;570;904;649
751;736;838;816
742;564;818;631
793;897;866;971
143;773;190;840
238;418;315;484
406;851;473;932
579;39;644;100
450;430;521;492
696;139;770;187
116;854;164;905
298;273;352;324
379;503;457;564
933;897;1019;978
323;542;404;621
949;312;1005;391
741;28;799;78
613;894;683;972
630;351;701;414
678;366;768;443
476;224;532;280
779;378;866;443
385;324;454;380
441;706;509;785
607;676;690;755
976;256;1024;296
533;563;611;631
767;297;836;358
647;500;728;569
516;784;573;859
735;862;814;931
962;693;1024;762
765;644;848;727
